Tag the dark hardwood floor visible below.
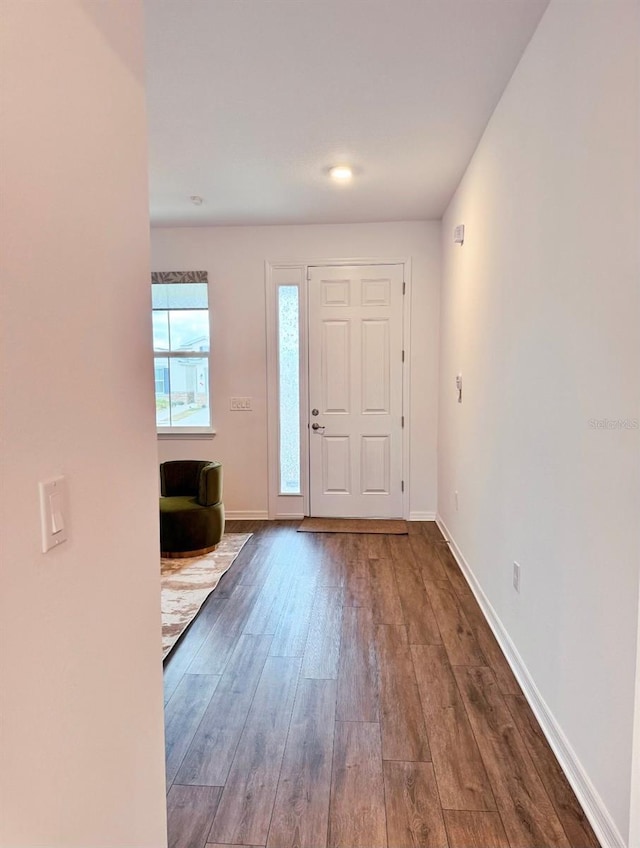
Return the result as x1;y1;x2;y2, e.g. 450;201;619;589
164;520;600;848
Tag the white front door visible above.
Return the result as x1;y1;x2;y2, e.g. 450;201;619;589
308;264;404;518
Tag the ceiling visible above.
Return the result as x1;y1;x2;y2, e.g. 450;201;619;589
145;0;549;227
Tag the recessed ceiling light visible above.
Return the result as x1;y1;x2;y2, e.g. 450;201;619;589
190;195;204;205
329;165;353;181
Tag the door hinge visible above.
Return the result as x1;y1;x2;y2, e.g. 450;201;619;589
401;480;405;492
401;415;405;428
306;267;311;281
402;281;406;295
402;350;405;363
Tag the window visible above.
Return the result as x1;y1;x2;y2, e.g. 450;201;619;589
151;271;212;433
277;285;301;494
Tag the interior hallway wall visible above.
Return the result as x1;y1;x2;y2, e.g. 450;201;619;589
0;2;168;845
438;1;640;843
151;221;440;518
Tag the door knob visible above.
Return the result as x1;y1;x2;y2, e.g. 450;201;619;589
311;422;325;431
311;408;319;416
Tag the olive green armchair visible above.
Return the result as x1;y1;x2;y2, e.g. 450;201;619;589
159;460;224;557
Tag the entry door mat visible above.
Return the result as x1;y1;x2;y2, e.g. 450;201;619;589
161;533;251;659
297;518;408;535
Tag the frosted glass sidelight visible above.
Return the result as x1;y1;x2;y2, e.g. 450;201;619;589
278;286;301;494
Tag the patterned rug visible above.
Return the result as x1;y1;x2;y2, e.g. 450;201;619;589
297;518;407;534
161;533;251;659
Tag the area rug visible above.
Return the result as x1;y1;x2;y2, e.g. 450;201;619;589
161;533;251;659
297;518;408;534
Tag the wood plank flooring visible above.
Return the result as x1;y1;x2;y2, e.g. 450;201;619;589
164;520;600;848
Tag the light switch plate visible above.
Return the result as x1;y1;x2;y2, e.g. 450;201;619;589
39;476;68;553
230;397;252;411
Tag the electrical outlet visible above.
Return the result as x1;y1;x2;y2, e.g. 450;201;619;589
454;490;459;511
513;561;521;593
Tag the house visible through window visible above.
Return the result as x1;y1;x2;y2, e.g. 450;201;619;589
152;271;211;432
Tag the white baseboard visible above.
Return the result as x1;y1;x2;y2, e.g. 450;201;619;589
225;510;270;521
436;514;627;848
271;513;304;520
228;511;436;521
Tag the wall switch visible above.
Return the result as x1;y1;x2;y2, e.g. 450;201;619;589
513;561;521;593
39;476;68;553
230;397;252;411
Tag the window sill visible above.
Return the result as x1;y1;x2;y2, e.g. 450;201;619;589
157;428;216;440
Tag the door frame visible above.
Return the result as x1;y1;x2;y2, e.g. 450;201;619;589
266;257;412;520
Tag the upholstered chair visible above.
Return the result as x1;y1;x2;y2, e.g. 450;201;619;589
159;460;224;557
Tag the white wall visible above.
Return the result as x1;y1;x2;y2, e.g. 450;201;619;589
632;590;640;848
438;1;640;845
0;3;167;846
151;221;440;518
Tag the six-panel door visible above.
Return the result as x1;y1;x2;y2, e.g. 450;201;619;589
308;265;404;518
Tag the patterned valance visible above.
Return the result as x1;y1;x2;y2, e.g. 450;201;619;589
151;271;208;284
